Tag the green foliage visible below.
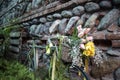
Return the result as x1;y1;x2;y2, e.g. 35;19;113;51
54;60;70;80
1;25;20;38
69;27;81;47
72;26;78;38
0;58;34;80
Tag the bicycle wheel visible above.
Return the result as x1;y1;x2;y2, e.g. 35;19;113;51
68;65;90;80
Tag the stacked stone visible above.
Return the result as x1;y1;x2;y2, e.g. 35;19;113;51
1;0;120;80
0;0;61;26
21;0;120;80
0;0;30;26
8;31;21;59
25;0;119;35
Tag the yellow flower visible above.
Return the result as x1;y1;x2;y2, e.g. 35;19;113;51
46;42;53;55
83;41;95;57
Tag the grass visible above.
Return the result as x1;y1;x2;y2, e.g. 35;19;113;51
0;58;34;80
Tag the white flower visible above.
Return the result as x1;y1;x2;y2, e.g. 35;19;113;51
79;44;85;50
84;28;91;34
77;25;82;33
78;31;84;38
81;39;87;43
86;36;93;41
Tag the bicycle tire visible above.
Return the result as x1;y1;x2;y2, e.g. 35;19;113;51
68;65;90;80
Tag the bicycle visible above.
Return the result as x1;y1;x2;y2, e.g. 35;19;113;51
19;34;45;80
20;33;90;80
46;35;61;80
46;34;90;80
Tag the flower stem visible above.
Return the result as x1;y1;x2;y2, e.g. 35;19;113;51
85;57;89;73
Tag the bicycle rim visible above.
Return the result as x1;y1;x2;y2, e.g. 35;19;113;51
68;66;89;80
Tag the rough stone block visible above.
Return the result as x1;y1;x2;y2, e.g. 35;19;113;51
107;49;120;57
30;25;37;34
72;6;85;16
65;16;79;33
107;24;118;32
10;32;21;38
39;17;47;23
58;18;68;34
99;1;112;9
106;33;120;40
9;45;20;53
61;45;72;62
53;13;62;19
114;67;120;80
85;2;100;12
49;20;61;33
84;13;99;28
61;10;73;18
10;39;20;45
91;31;106;40
112;40;120;47
97;9;120;31
91;56;120;78
47;15;53;21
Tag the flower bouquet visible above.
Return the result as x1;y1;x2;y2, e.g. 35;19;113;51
67;25;95;73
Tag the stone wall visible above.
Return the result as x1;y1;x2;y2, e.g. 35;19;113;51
0;0;120;80
0;0;57;26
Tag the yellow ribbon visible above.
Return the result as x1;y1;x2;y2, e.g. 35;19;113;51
46;42;53;55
